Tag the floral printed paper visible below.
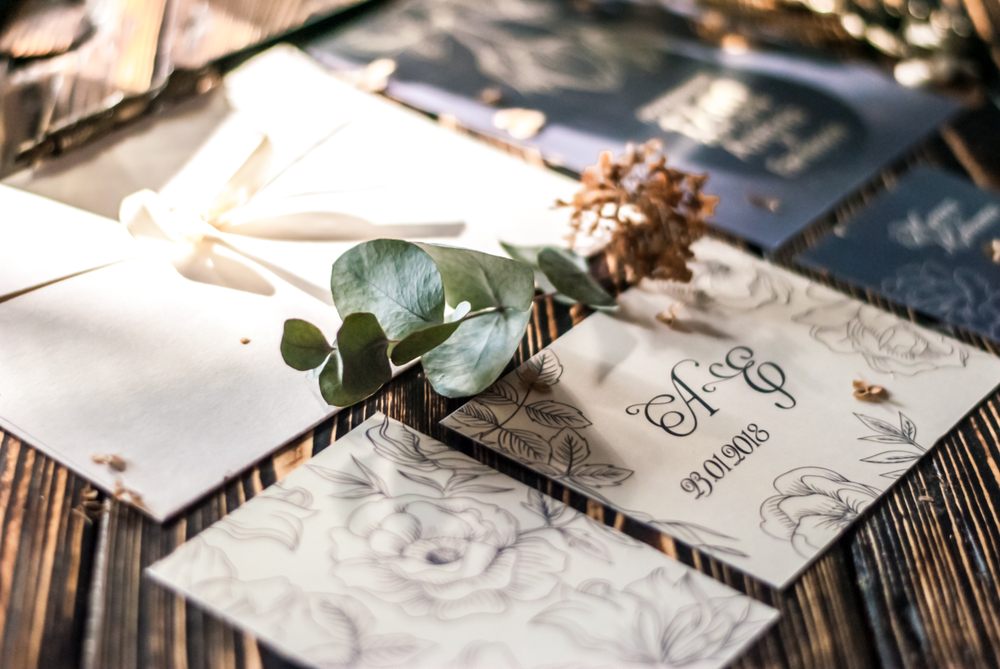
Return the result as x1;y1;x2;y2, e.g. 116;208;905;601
443;238;1000;588
149;414;777;669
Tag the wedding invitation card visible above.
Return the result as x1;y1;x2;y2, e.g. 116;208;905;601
149;414;777;668
796;167;1000;342
308;0;959;250
0;46;580;520
442;239;1000;587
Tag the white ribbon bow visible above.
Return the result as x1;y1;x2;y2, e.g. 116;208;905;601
118;129;465;298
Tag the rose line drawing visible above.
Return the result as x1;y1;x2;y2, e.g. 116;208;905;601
760;467;880;557
793;295;968;375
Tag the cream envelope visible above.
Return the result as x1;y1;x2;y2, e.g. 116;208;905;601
5;45;580;298
0;189;343;520
149;414;778;669
1;46;580;520
443;238;1000;588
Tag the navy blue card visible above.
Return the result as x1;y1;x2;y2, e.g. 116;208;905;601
307;0;959;250
797;167;1000;341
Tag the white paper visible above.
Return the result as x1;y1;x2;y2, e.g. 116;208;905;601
0;186;138;298
149;414;777;669
0;46;579;519
442;239;1000;588
0;252;343;519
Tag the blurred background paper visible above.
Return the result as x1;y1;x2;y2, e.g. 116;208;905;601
307;0;960;250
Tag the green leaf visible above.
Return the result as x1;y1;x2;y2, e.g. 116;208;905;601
537;247;616;307
390;321;463;365
331;240;445;338
319;313;392;406
421;307;532;397
499;241;544;266
416;243;534;311
280;319;333;371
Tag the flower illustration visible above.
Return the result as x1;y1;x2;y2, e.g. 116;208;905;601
532;568;769;666
760;467;880;556
881;262;1000;340
330;494;566;620
329;0;662;94
655;257;793;312
793;297;968;375
153;539;432;668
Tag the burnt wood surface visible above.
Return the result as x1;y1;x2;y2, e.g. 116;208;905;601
2;1;1000;668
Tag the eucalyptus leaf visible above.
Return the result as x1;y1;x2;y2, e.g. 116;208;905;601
280;319;333;371
416;243;534;311
537;247;616;307
500;241;559;296
331;240;445;338
422;307;533;397
390;321;463;365
319;313;392;406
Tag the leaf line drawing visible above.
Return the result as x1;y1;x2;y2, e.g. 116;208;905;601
449;350;748;558
854;411;925;479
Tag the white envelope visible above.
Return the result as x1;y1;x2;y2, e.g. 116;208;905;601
149;414;778;669
443;238;1000;588
0;46;579;520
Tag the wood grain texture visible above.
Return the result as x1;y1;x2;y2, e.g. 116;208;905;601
1;3;1000;668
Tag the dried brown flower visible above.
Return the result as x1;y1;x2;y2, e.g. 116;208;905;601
559;140;717;286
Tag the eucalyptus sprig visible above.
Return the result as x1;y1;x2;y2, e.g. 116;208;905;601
280;239;615;407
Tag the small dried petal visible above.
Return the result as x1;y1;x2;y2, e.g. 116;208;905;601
853;380;889;402
240;338;251;345
656;302;685;329
990;239;1000;264
531;381;552;394
493;108;547;139
92;453;127;472
520;367;539;387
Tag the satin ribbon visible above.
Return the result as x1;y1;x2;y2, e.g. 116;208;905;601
118;128;465;298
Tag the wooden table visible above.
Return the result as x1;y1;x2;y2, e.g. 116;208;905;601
2;2;1000;668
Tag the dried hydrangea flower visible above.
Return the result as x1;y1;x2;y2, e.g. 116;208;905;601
559;140;717;286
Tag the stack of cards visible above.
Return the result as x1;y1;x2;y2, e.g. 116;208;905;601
308;0;958;249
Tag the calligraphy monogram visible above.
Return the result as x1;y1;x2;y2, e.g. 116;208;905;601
626;345;795;438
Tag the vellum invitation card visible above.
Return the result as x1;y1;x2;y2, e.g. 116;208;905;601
150;414;777;669
796;167;1000;342
0;47;578;520
443;239;1000;587
308;0;959;250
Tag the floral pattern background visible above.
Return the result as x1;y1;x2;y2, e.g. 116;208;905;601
150;414;776;669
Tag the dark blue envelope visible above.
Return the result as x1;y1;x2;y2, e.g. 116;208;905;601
307;0;959;250
796;167;1000;342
